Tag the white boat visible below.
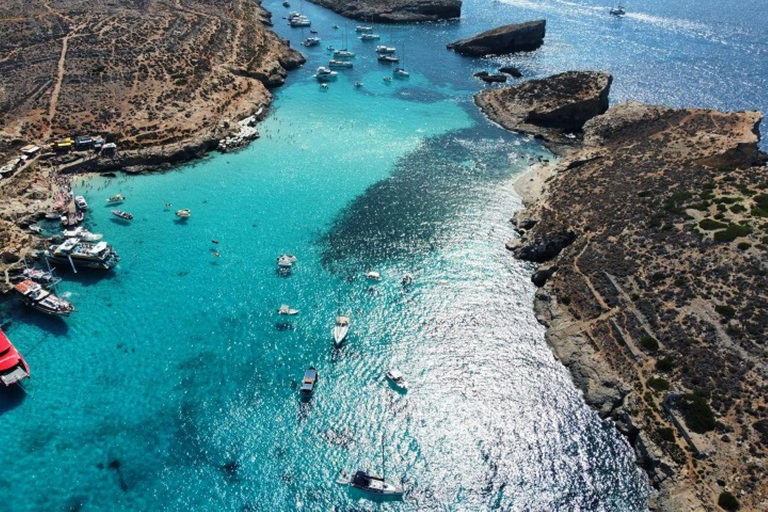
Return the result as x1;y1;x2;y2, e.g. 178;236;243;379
333;50;355;58
375;45;396;54
63;226;103;242
329;59;353;69
302;37;321;47
277;304;299;316
360;33;381;41
106;194;125;204
393;67;410;78
609;5;626;15
175;209;191;218
290;16;311;27
383;76;392;83
386;369;408;390
378;55;399;63
366;271;381;281
277;254;297;272
45;238;120;270
74;195;88;210
337;470;404;498
29;224;42;234
355;25;373;32
333;315;350;346
21;267;60;286
314;67;338;82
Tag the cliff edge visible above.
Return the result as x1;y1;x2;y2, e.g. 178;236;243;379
479;72;768;511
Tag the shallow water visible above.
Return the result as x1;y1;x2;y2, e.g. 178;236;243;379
2;0;766;510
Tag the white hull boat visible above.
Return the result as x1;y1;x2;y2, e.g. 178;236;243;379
333;315;350;346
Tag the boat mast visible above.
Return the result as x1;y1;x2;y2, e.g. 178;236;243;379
381;435;386;480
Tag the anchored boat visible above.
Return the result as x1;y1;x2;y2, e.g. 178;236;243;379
277;304;299;316
333;315;350;346
112;210;133;221
337;471;404;498
13;279;75;316
300;366;318;397
386;369;408;390
63;226;103;242
175;209;191;218
360;33;381;41
329;59;353;69
45;238;120;271
0;329;30;387
74;195;88;210
106;194;125;204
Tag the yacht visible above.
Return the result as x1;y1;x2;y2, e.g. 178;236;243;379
290;15;311;27
329;59;353;69
378;55;399;63
277;304;299;316
112;210;133;221
393;67;410;78
360;33;381;41
63;226;103;242
106;194;125;204
74;195;88;210
302;37;321;47
337;471;404;497
175;209;191;218
386;369;408;390
0;329;30;387
609;5;626;16
375;45;396;54
45;238;120;270
13;279;75;316
314;67;338;81
366;271;381;281
300;366;318;397
355;25;373;32
333;315;350;346
333;49;355;59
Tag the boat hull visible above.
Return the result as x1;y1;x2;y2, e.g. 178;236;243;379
46;255;115;270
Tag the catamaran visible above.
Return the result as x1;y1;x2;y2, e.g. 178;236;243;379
63;226;103;242
45;238;120;270
0;329;30;387
333;315;350;346
13;279;75;316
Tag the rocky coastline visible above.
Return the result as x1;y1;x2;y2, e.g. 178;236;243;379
0;0;305;290
478;72;768;511
447;20;546;57
306;0;462;23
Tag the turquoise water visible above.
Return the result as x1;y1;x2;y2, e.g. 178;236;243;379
2;0;766;510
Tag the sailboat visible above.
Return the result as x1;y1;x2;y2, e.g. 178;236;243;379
393;42;410;78
336;438;404;497
333;315;350;346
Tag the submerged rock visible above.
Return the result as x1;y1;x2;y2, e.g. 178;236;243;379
447;20;546;57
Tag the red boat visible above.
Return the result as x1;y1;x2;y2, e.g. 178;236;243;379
0;329;30;387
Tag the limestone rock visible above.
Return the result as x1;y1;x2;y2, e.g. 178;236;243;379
447;20;546;57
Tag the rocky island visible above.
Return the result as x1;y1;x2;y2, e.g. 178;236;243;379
0;0;304;290
447;20;546;57
479;71;768;511
306;0;462;23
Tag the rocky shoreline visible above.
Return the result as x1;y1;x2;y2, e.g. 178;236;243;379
479;72;768;511
306;0;461;23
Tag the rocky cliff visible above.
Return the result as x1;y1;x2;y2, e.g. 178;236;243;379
306;0;461;23
447;20;546;57
480;73;768;511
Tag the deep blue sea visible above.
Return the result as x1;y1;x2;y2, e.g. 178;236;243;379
1;0;766;510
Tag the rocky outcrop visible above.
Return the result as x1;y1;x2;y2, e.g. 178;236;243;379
306;0;461;23
475;71;612;145
492;72;768;511
499;66;523;78
447;20;545;57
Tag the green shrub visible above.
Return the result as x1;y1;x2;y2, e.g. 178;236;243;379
751;207;768;218
702;183;716;190
637;190;653;198
656;427;676;443
656;357;675;373
560;295;571;306
640;336;660;352
718;491;740;511
729;204;746;214
754;194;768;208
716;196;741;204
737;242;751;250
678;394;716;433
715;305;736;319
648;377;670;392
688;202;710;211
713;224;751;242
699;219;727;231
717;204;727;212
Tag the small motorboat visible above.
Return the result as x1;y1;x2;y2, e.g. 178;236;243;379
375;45;396;54
106;194;125;204
354;82;364;88
333;49;355;59
300;366;318;397
378;55;399;63
609;5;626;16
383;76;392;83
355;25;373;32
310;29;318;34
329;59;353;69
277;254;297;272
45;212;61;220
112;210;133;221
13;279;75;316
366;271;381;281
175;209;191;218
333;24;339;29
314;66;338;82
29;224;42;234
333;315;350;346
337;470;404;497
74;195;88;210
360;33;381;41
320;83;329;91
0;329;30;387
302;37;321;47
401;273;413;285
63;226;103;242
282;0;290;6
327;45;335;51
277;304;299;316
393;68;410;78
386;369;408;390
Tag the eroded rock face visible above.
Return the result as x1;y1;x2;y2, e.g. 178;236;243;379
475;71;612;142
447;20;545;57
307;0;461;23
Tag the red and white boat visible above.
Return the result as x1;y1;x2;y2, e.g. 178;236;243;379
0;329;30;387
